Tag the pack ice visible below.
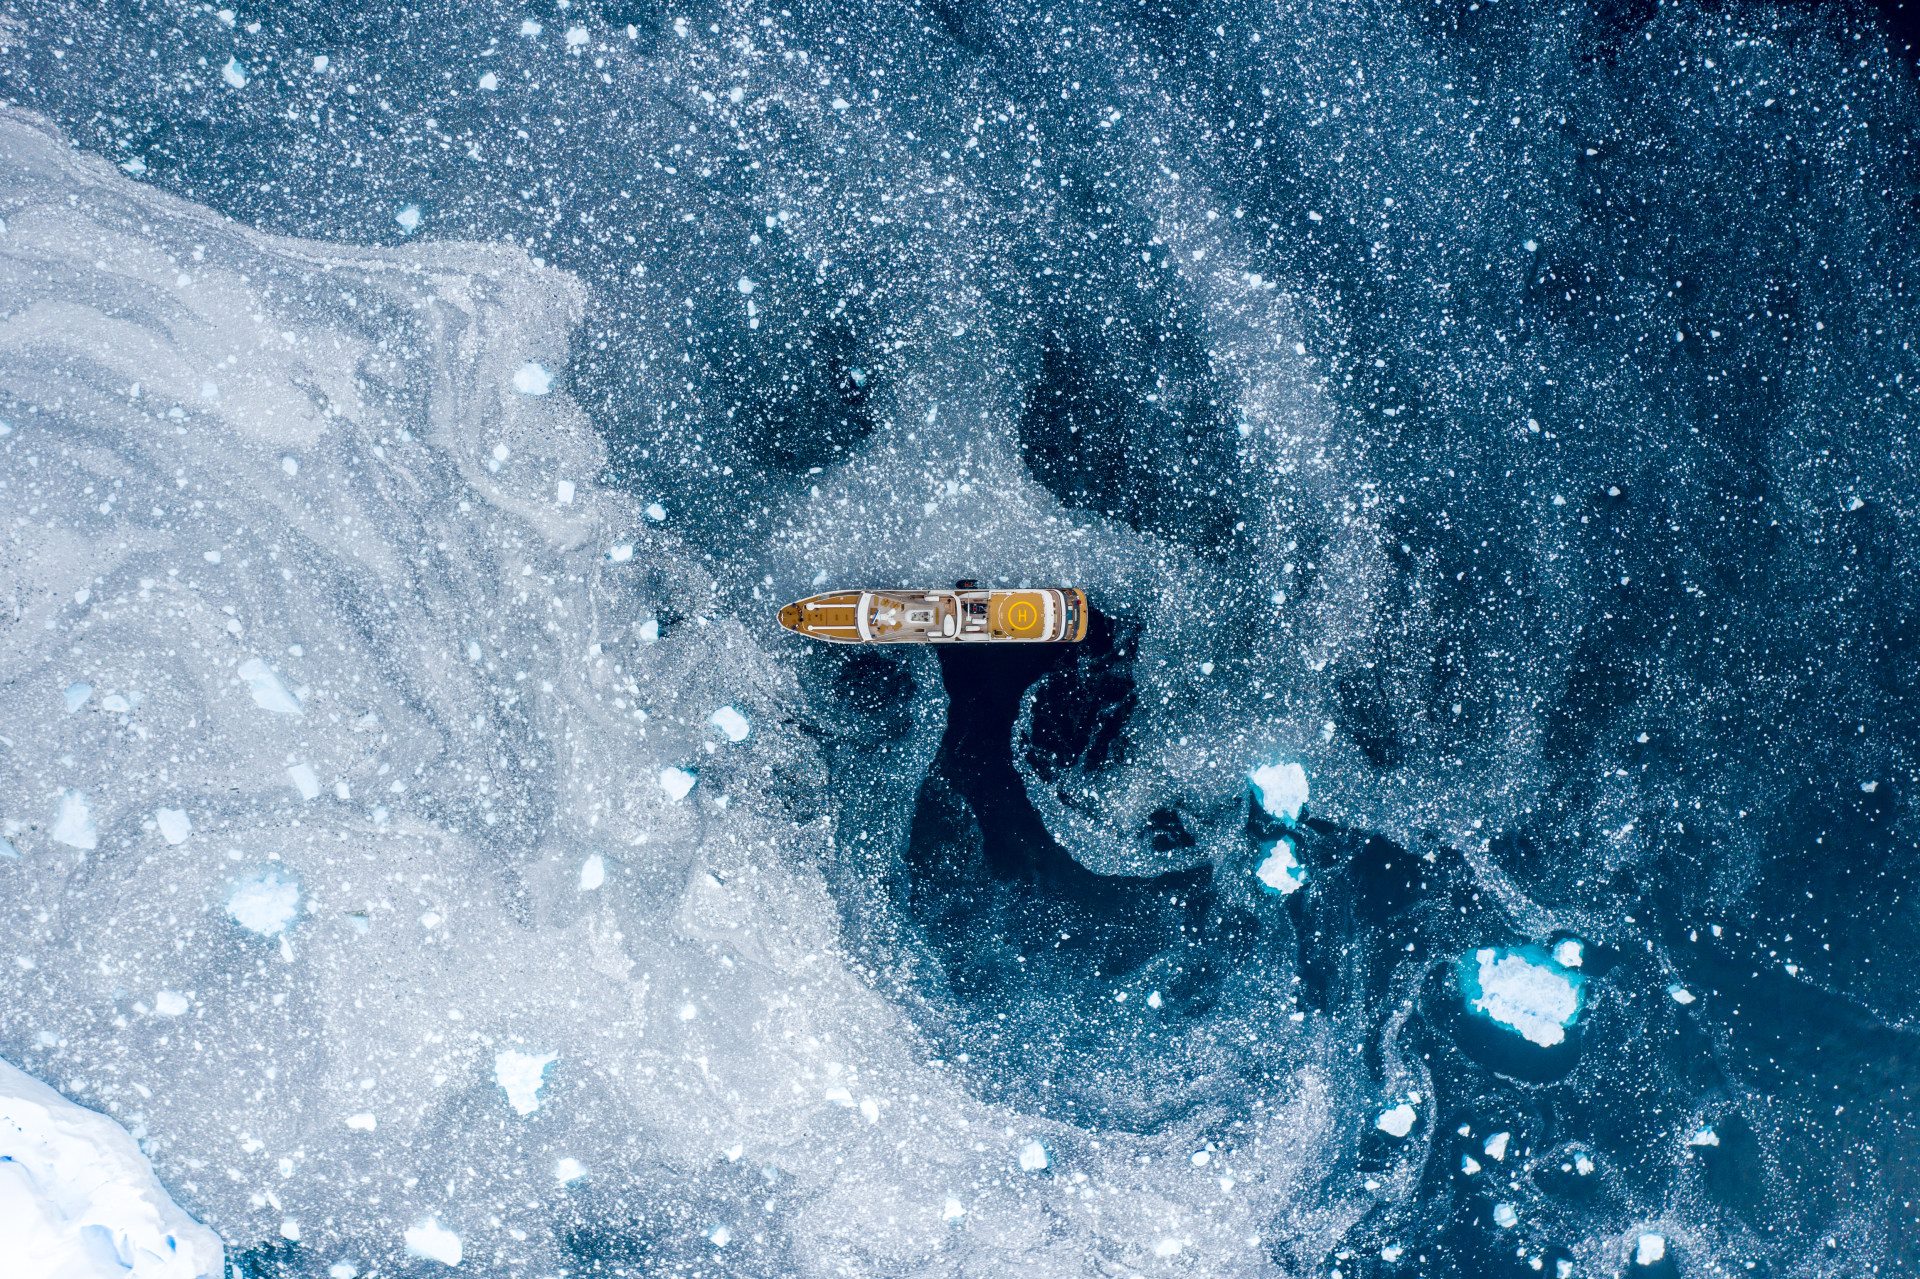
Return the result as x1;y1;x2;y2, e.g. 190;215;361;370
0;110;1341;1276
0;1056;224;1279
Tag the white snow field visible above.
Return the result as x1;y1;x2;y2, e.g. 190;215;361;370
0;1056;224;1279
0;110;1351;1275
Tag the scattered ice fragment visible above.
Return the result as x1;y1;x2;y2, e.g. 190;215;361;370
51;790;97;850
0;1056;226;1278
556;479;575;504
312;54;328;71
1381;1244;1405;1262
637;618;660;643
0;836;17;859
121;155;146;175
345;1113;377;1132
280;1219;301;1242
1252;835;1304;896
1688;1127;1719;1147
1153;1238;1183;1258
578;854;606;891
1492;1202;1519;1229
1484;1131;1510;1161
395;205;422;233
709;706;750;743
63;681;92;712
707;1224;732;1248
555;1157;587;1184
1248;761;1308;822
287;764;321;800
227;868;301;938
222;57;248;88
156;808;192;845
644;501;667;521
1018;1140;1049;1171
101;693;130;713
736;276;755;294
1461;1154;1481;1175
154;990;189;1017
607;543;634;563
1146;990;1162;1009
1458;945;1586;1047
494;1050;558;1115
404;1219;463;1266
1552;938;1585;968
1634;1233;1667;1265
238;658;303;715
565;25;589;48
519;19;542;36
659;767;696;800
1668;984;1697;1005
1375;1104;1417;1138
478;71;500;91
512;361;554;395
942;1197;965;1222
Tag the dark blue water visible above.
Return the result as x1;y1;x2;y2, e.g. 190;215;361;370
7;0;1918;1272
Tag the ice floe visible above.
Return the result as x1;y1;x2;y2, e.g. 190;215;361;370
0;1056;224;1278
404;1219;463;1266
50;789;97;850
494;1050;558;1115
709;706;750;742
1458;945;1587;1047
227;868;301;937
1248;761;1308;822
1375;1103;1417;1138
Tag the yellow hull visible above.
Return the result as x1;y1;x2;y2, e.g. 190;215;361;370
778;587;1089;645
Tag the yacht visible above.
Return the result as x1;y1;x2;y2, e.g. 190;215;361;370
777;581;1089;645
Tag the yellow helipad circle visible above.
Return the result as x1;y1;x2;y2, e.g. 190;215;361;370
1008;599;1038;630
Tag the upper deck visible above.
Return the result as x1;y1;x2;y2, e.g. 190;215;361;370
777;586;1087;645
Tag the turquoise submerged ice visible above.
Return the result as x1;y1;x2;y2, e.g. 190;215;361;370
1458;945;1587;1047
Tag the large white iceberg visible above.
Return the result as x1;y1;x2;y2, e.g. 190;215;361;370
0;1056;223;1279
1457;945;1587;1047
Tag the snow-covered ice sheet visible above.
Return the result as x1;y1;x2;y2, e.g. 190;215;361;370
0;1056;224;1279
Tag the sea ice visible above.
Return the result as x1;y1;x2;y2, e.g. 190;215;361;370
1248;761;1308;822
1484;1131;1509;1161
1018;1140;1049;1171
238;658;303;716
1252;835;1304;896
50;789;97;850
710;706;750;742
221;57;248;88
495;1050;558;1115
153;990;189;1016
1375;1104;1417;1138
227;868;301;937
1458;946;1587;1047
1492;1202;1518;1228
404;1219;463;1266
554;1157;587;1184
512;362;554;395
287;763;321;800
578;854;606;890
63;681;91;712
155;808;192;844
1634;1233;1667;1265
659;766;697;800
0;1056;224;1278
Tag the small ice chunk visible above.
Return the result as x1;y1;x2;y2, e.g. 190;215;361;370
512;362;554;395
1634;1233;1667;1265
494;1050;558;1115
556;479;575;504
63;681;92;713
1688;1126;1719;1147
345;1113;377;1132
637;618;659;643
0;836;17;859
644;501;667;521
1248;761;1308;822
287;763;321;800
565;25;589;47
709;706;750;743
238;658;303;716
154;990;189;1017
1375;1103;1417;1138
404;1219;463;1266
100;693;130;713
942;1197;965;1222
555;1157;587;1184
1459;946;1586;1047
51;790;97;850
607;543;634;563
1484;1131;1509;1161
395;205;422;233
519;18;542;35
1018;1140;1048;1171
227;868;301;937
707;1224;732;1248
659;767;696;801
1492;1202;1518;1229
222;57;248;88
1551;938;1585;968
578;854;606;891
1668;984;1696;1005
156;808;192;845
1461;1154;1481;1175
479;71;500;91
1253;835;1304;896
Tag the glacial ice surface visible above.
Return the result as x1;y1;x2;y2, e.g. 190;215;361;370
1459;946;1588;1047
